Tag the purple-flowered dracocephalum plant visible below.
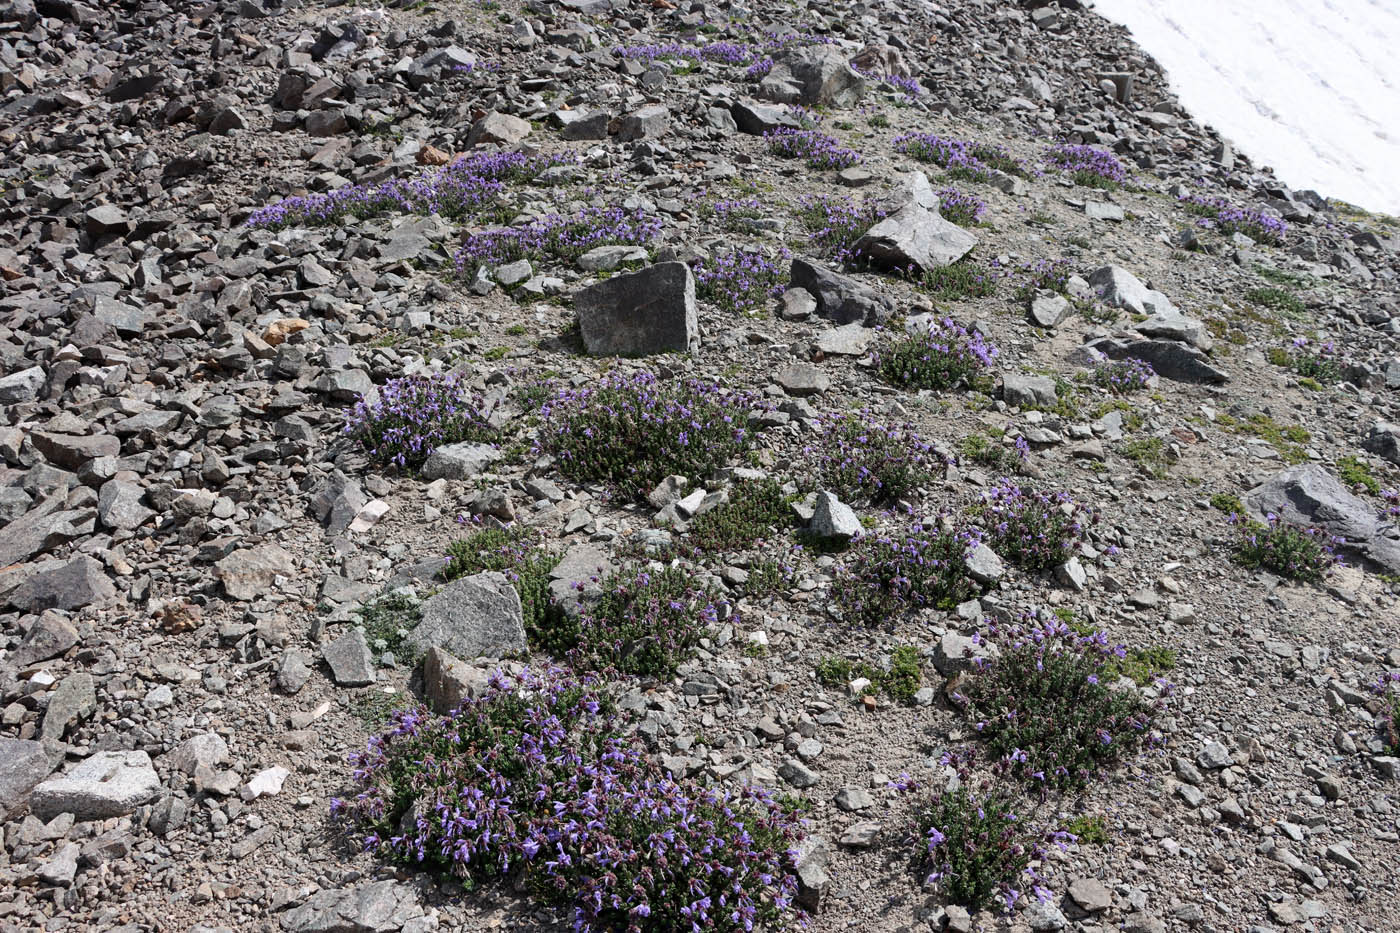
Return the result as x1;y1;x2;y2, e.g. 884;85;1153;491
935;187;986;227
453;205;662;278
976;481;1098;572
948;618;1164;790
1178;192;1289;244
537;370;765;500
1229;511;1343;583
1041;142;1128;189
875;316;999;392
1012;257;1073;303
692;246;791;314
345;372;497;470
764;126;862;170
805;408;944;505
246;150;577;230
333;664;806;933
793;193;887;266
1090;357;1155;394
893;133;1025;182
1273;335;1342;384
831;521;985;624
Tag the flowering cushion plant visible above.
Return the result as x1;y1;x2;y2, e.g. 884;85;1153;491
346;372;498;470
334;665;806;932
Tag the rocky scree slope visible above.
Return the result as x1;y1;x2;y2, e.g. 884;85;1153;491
1;0;1400;931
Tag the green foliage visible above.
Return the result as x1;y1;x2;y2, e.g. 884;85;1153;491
814;645;924;704
1245;286;1305;317
550;564;721;678
684;480;796;552
959;432;1028;475
1063;814;1110;846
1210;492;1245;514
355;592;422;658
1337;455;1381;495
831;527;983;624
920;260;998;300
1119;437;1169;479
1107;646;1177;686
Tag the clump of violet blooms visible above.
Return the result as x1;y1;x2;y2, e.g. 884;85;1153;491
346;372;497;470
537;370;763;501
876;316;998;392
1229;511;1342;584
246;150;576;229
975;481;1097;573
831;522;985;624
806;408;942;505
765;127;862;171
692;246;792;314
1041;142;1128;189
948;618;1163;790
333;665;805;933
1090;357;1155;394
1178;192;1288;244
1011;257;1073;303
935;187;986;227
1271;336;1342;384
892;133;1025;182
453;206;662;278
793;193;886;266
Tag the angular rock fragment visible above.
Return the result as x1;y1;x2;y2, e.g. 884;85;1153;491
574;261;698;356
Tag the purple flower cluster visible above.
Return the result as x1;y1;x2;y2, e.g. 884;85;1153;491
764;127;862;170
1384;489;1400;520
744;57;774;80
1012;257;1072;302
334;665;805;932
935;187;986;227
692;246;791;314
1091;357;1155;394
1179;193;1289;243
950;619;1161;789
793;194;886;265
453;206;662;277
538;370;763;500
849;64;921;100
1272;336;1341;383
700;196;764;231
832;523;984;624
976;481;1096;572
1042;142;1128;188
1230;512;1342;583
247;151;576;229
613;39;755;65
807;409;941;505
875;316;998;391
345;372;497;470
893;134;1024;182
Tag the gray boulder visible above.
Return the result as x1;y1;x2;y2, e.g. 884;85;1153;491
810;492;862;541
616;104;670;142
421;646;491;713
759;46;866;108
407;572;526;660
215;544;295;600
1001;373;1058;408
30;751;161;821
853;202;977;273
1242;464;1400;573
574;261;698;356
323;629;376;686
0;365;45;404
8;556;116;612
730;99;798;135
10;611;79;667
419;442;501;482
1362;421;1400;466
790;258;893;327
465;111;530;147
0;739;52;812
1087;265;1179;317
1085;337;1229;384
279;880;424;933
